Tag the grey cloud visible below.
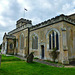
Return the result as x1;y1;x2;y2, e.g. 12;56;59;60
2;0;21;20
0;0;75;44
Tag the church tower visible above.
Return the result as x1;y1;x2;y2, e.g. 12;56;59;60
16;18;32;28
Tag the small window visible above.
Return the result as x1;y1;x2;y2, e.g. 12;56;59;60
16;40;18;48
32;35;38;49
20;33;24;49
10;43;13;49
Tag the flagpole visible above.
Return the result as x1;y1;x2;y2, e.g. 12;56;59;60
24;8;27;19
24;9;25;18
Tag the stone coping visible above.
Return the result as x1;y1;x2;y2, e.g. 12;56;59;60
8;25;28;35
30;14;75;31
8;14;75;34
16;18;32;25
6;35;16;39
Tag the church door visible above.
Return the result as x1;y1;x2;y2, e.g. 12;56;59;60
41;45;44;59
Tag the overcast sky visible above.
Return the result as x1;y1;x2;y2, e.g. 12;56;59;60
0;0;75;44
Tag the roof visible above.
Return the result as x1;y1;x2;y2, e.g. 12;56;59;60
3;33;16;40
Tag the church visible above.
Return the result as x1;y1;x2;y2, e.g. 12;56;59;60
1;13;75;64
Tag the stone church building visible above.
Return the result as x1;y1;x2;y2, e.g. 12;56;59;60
1;13;75;64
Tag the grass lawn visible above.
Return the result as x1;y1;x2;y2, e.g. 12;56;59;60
0;55;75;75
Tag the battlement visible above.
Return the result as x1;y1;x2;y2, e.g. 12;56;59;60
16;18;32;28
3;33;16;40
8;14;75;34
68;13;75;20
30;14;75;31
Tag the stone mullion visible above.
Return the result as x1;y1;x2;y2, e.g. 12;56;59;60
51;32;53;50
54;31;56;48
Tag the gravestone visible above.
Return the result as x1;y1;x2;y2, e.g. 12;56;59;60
0;55;1;67
27;52;34;63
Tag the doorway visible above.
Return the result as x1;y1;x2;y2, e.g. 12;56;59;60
41;45;44;59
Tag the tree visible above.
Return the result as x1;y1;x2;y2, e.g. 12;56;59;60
51;47;59;62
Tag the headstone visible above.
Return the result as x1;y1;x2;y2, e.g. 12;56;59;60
0;55;1;67
27;52;34;63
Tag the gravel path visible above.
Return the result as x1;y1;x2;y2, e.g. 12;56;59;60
15;55;63;67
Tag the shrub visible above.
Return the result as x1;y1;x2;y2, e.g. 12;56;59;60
51;47;59;62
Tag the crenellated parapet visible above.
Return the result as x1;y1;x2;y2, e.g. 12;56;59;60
8;25;28;35
8;14;75;34
17;18;31;24
8;18;32;35
30;14;75;31
3;33;16;40
16;18;32;28
68;13;75;20
6;35;16;39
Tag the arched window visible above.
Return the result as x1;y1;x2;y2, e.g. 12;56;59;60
49;30;59;50
10;43;13;49
32;35;38;49
20;33;24;49
49;34;51;49
16;39;18;48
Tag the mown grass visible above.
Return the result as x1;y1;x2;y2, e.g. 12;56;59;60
0;55;75;75
1;55;22;62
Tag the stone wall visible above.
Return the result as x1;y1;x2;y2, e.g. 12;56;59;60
29;21;64;63
12;28;29;57
7;39;14;54
2;34;7;54
63;22;75;62
2;14;75;64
